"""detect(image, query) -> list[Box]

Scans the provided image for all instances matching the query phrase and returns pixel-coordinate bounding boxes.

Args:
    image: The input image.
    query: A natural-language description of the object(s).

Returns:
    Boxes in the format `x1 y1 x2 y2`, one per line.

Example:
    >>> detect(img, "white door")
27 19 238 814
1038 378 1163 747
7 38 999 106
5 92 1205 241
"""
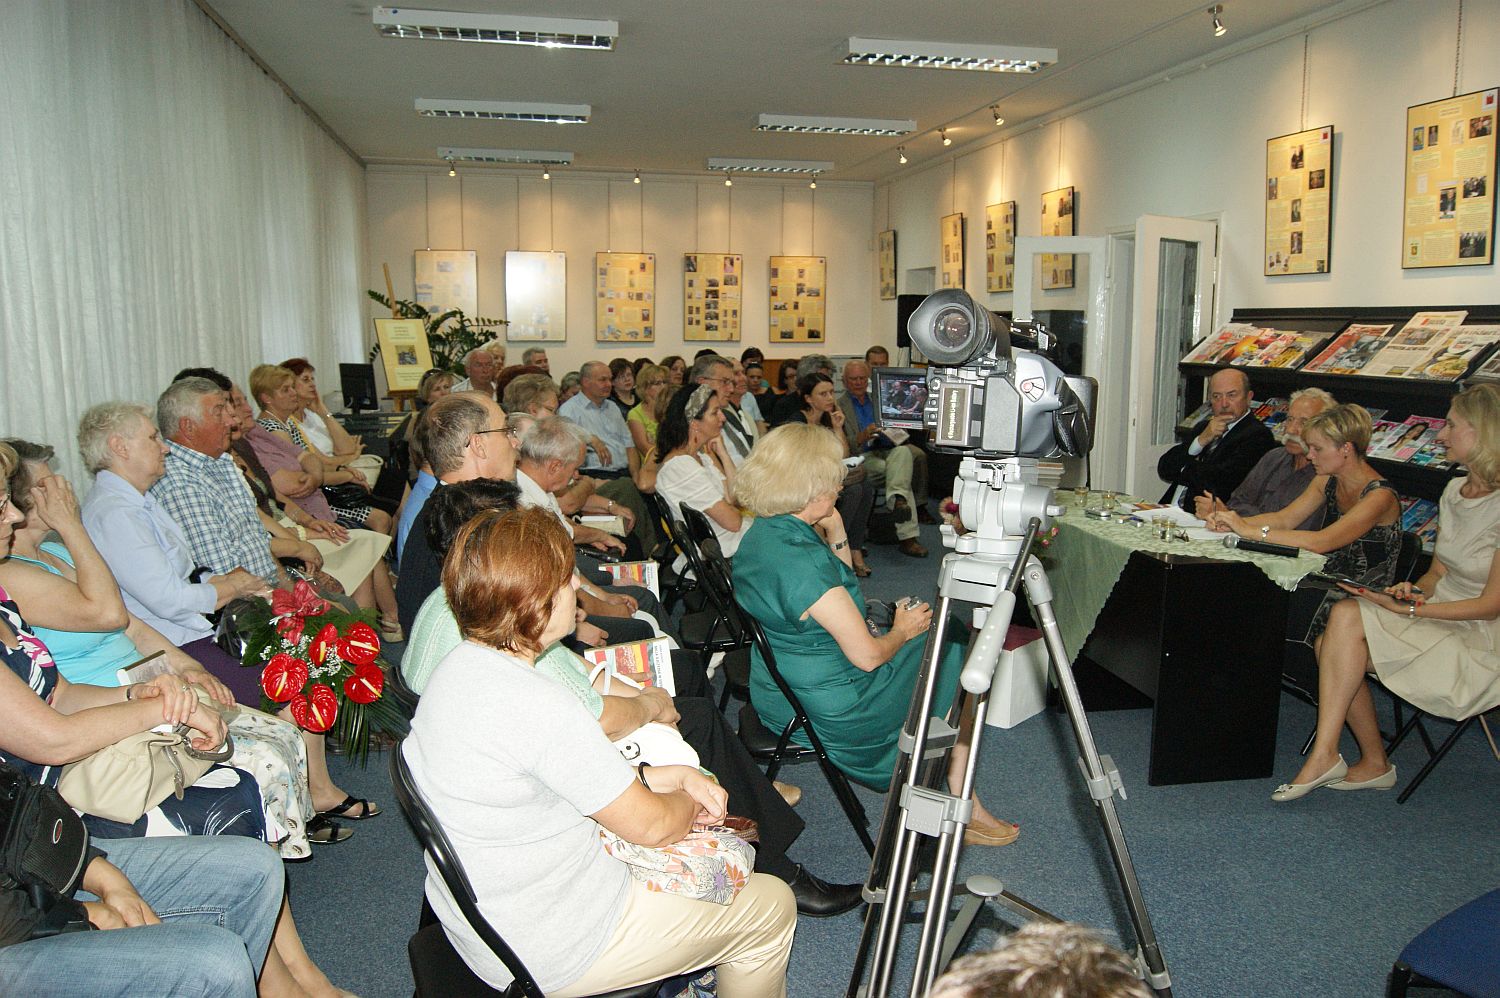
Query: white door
1123 216 1219 498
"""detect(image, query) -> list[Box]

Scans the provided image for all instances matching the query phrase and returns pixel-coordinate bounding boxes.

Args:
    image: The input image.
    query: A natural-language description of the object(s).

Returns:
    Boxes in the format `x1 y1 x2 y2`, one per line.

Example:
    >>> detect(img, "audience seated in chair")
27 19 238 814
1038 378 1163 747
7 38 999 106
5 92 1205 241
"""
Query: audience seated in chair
653 385 749 558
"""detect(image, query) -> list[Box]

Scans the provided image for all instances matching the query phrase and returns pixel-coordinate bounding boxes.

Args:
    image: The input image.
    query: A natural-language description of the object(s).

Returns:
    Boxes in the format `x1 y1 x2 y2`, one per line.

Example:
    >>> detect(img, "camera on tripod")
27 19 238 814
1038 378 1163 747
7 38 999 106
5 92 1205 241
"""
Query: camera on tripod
873 288 1097 460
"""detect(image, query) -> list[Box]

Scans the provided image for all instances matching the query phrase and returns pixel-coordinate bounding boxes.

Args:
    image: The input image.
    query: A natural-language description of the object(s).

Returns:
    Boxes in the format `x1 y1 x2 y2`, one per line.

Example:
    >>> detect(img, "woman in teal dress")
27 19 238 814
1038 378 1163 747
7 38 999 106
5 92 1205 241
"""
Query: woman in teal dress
732 423 1017 846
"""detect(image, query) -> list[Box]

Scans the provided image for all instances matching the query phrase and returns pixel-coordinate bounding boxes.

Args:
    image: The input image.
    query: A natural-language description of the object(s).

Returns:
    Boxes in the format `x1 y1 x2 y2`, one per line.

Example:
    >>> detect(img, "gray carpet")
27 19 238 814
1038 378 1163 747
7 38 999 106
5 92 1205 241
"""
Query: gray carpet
289 520 1500 996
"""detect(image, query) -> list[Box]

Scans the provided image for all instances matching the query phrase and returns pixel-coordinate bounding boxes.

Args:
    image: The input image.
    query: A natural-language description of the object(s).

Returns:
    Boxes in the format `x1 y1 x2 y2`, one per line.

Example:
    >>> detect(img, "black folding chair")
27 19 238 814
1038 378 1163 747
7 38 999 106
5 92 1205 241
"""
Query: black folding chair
1380 701 1500 803
675 510 753 710
638 490 699 614
389 746 665 998
671 505 751 661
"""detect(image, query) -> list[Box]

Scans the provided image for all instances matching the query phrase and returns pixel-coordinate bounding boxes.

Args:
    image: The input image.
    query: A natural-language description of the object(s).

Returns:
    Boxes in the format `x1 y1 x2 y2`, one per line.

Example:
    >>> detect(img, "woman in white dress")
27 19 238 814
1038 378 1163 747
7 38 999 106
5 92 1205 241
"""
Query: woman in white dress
1273 383 1500 801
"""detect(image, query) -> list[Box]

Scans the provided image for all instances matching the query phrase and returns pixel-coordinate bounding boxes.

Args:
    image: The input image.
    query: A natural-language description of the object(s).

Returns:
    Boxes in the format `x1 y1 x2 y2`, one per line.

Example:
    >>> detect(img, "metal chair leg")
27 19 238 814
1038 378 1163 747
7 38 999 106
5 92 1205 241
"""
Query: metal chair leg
1386 962 1413 998
1396 717 1476 804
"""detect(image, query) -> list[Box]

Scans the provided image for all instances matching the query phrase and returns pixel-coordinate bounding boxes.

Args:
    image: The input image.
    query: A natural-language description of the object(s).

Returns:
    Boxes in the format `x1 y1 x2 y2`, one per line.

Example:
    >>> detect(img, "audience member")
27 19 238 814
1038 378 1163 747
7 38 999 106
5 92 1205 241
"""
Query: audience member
837 359 931 558
1195 387 1335 530
625 363 671 471
520 346 550 373
767 354 834 428
659 354 687 387
558 371 583 403
501 372 561 416
608 358 637 417
278 357 384 488
560 362 637 480
774 361 800 398
744 361 770 400
1158 367 1276 511
865 345 890 368
451 345 499 397
514 416 636 558
390 367 454 486
655 386 749 557
797 372 874 577
928 922 1150 998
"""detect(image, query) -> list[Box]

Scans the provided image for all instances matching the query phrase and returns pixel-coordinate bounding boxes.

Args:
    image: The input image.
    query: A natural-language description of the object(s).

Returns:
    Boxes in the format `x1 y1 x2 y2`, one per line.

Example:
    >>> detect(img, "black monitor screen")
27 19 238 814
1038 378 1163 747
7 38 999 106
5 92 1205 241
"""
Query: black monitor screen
340 363 379 413
872 367 928 430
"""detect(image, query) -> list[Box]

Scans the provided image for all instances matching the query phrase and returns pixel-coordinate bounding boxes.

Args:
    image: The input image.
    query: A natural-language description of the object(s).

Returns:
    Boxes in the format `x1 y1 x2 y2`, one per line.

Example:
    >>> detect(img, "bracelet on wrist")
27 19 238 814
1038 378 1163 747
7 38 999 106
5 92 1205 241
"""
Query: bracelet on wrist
636 763 650 789
125 684 136 702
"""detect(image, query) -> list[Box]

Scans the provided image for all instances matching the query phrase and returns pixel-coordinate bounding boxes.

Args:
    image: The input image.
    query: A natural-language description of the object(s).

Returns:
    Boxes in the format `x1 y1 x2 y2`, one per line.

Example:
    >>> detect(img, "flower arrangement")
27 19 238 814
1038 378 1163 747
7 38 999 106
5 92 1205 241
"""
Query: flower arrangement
234 580 405 762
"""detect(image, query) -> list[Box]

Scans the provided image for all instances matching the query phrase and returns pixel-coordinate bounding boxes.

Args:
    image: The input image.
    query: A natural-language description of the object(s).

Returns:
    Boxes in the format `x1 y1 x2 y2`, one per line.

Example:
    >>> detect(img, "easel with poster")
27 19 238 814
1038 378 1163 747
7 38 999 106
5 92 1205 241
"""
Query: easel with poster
1265 125 1334 275
1402 88 1497 269
1040 187 1076 289
768 256 826 343
939 213 964 289
986 201 1016 292
595 252 656 343
373 318 434 394
684 253 742 341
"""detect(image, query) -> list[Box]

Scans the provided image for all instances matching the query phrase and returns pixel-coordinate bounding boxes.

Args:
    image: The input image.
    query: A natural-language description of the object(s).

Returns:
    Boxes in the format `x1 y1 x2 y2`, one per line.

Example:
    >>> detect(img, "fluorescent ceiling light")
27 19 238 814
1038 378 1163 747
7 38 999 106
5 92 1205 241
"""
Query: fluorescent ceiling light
756 114 916 136
415 99 591 123
437 146 574 165
707 158 834 175
844 36 1055 73
374 7 618 50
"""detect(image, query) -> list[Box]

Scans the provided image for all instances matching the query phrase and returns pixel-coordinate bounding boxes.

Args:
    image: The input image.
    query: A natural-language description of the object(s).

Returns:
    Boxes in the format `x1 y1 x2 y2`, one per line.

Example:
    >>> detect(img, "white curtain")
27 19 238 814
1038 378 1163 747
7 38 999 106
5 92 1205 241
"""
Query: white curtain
0 0 367 480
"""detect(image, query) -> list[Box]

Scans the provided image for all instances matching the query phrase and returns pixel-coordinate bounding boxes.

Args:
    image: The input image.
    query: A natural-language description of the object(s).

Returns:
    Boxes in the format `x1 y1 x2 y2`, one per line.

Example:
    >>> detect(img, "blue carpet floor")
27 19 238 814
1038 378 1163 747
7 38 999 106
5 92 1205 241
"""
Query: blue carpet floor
290 520 1500 996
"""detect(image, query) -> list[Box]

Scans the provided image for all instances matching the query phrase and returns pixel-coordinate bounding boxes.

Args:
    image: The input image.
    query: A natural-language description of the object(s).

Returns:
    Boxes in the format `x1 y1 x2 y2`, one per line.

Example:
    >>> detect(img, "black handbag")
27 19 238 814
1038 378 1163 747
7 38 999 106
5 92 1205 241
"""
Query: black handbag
0 763 94 946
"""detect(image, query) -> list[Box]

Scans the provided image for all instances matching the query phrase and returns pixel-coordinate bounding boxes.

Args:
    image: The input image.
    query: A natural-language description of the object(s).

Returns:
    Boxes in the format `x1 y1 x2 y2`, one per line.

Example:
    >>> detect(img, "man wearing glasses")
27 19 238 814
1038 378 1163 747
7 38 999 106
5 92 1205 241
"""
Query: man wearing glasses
1158 367 1277 512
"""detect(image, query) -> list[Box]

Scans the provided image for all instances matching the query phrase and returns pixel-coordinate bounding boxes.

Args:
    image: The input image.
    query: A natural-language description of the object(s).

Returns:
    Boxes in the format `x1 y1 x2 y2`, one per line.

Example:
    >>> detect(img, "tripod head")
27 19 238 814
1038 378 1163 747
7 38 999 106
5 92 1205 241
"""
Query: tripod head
942 456 1064 561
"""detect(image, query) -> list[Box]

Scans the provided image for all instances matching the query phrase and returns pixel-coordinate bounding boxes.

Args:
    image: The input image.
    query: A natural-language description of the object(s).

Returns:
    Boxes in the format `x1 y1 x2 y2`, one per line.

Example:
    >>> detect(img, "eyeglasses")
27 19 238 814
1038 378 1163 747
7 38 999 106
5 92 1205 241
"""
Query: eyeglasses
474 426 519 441
0 494 10 515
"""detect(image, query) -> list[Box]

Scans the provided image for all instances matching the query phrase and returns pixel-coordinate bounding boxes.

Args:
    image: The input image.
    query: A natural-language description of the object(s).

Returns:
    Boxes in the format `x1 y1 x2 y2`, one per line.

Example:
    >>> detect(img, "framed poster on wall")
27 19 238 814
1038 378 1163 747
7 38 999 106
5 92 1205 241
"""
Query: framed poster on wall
1402 88 1497 269
373 318 434 392
684 253 742 341
939 213 965 289
1265 125 1334 275
504 251 567 342
1040 187 1075 289
985 201 1016 292
878 230 897 300
768 256 826 343
413 250 477 318
595 252 656 342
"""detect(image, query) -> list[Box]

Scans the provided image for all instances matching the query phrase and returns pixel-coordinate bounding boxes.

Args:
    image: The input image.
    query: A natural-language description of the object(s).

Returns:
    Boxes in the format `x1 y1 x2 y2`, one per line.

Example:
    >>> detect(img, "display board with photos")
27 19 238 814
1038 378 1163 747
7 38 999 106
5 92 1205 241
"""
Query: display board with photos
768 256 826 343
504 251 567 342
414 250 478 317
939 213 964 289
986 201 1016 292
1402 88 1497 269
373 318 435 392
1265 125 1333 275
878 230 897 300
595 252 656 343
1040 187 1075 289
683 253 742 342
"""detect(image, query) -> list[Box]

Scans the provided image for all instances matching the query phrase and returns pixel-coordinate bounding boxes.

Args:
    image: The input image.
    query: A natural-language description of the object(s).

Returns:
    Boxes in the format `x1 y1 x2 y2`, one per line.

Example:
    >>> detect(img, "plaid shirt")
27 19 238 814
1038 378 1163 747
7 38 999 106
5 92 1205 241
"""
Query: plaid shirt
150 440 280 582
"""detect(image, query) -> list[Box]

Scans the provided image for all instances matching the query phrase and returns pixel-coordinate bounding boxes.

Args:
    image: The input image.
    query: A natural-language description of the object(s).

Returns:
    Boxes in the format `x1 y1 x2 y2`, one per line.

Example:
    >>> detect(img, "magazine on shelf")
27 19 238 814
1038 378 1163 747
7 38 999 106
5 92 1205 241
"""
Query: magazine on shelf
581 636 676 697
1367 420 1408 459
1260 331 1331 368
1408 434 1454 469
602 560 661 599
1225 329 1294 367
1474 342 1500 382
1386 416 1446 461
1407 325 1500 381
1400 498 1439 532
1361 311 1469 378
1177 400 1213 431
1182 323 1255 364
1302 323 1396 374
1413 510 1440 551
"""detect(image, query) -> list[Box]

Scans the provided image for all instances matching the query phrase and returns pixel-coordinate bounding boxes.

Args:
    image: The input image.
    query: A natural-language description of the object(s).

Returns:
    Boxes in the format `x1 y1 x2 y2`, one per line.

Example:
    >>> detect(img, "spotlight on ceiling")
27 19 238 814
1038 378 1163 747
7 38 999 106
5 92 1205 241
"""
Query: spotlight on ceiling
633 169 641 184
724 172 733 187
941 127 952 146
542 167 551 180
1209 4 1226 37
446 159 456 177
991 105 1005 126
809 174 819 189
898 146 908 165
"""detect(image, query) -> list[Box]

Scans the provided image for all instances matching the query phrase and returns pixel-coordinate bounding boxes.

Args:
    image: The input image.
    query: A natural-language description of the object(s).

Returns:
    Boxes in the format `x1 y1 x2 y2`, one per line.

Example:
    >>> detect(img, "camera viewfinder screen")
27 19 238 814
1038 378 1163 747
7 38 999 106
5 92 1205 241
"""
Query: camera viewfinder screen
872 367 929 430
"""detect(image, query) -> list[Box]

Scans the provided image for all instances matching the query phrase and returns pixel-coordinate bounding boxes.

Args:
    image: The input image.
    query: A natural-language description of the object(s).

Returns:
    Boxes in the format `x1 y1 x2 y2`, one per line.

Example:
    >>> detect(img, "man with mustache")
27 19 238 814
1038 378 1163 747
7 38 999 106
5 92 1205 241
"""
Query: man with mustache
1193 387 1335 530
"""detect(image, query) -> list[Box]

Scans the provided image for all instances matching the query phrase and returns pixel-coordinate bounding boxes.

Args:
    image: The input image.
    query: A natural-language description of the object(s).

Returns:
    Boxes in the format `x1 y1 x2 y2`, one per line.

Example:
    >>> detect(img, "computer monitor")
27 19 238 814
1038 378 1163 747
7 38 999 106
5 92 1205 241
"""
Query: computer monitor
340 363 379 413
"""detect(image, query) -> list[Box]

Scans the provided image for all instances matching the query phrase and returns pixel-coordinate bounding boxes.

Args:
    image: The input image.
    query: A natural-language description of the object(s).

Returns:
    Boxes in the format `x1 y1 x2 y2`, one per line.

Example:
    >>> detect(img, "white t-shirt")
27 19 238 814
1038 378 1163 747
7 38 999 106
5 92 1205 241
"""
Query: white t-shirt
515 467 574 536
293 411 334 454
656 452 748 557
405 641 634 992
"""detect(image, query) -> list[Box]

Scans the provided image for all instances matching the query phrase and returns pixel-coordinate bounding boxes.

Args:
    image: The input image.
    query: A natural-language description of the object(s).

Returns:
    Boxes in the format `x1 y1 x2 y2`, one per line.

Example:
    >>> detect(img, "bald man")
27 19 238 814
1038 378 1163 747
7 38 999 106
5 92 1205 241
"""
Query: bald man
1158 367 1277 511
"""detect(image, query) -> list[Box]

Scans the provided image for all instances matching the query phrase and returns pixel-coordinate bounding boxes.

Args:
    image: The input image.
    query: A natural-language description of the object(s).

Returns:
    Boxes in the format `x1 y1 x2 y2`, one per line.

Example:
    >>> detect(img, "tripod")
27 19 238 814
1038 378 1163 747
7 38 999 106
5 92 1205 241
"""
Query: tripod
846 457 1173 998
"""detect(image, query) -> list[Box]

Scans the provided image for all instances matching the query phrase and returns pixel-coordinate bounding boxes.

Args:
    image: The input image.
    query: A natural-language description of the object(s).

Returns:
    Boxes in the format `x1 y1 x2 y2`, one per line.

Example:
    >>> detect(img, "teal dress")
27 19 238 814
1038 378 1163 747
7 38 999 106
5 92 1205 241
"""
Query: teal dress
732 514 964 788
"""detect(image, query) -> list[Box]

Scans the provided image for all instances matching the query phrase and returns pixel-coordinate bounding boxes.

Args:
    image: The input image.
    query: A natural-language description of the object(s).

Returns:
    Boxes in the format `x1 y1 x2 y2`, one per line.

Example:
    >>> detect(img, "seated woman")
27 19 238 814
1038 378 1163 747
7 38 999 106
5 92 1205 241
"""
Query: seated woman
405 506 796 995
1272 385 1500 801
392 367 454 483
654 385 750 558
279 357 386 490
1206 404 1402 644
608 357 638 418
731 424 1017 847
661 354 687 389
626 363 671 481
796 373 874 577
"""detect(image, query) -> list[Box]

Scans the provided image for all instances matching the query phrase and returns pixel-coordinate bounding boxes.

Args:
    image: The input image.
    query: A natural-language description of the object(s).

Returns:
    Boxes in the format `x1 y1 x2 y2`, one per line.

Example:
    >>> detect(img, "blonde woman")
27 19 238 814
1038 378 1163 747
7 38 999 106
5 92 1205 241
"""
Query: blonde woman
626 364 671 477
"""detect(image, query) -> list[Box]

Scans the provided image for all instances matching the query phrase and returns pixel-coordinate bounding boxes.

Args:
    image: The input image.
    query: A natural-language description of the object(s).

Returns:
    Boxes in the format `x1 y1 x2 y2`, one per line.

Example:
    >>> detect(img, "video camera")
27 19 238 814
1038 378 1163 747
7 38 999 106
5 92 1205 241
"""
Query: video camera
873 289 1096 459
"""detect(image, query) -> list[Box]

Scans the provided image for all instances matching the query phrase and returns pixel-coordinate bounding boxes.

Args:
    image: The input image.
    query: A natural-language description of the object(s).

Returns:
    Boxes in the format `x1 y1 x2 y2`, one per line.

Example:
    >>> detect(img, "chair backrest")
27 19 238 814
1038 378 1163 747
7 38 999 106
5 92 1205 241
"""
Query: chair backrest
690 532 750 643
677 503 717 550
736 603 842 755
1394 530 1422 585
389 745 545 998
640 490 688 564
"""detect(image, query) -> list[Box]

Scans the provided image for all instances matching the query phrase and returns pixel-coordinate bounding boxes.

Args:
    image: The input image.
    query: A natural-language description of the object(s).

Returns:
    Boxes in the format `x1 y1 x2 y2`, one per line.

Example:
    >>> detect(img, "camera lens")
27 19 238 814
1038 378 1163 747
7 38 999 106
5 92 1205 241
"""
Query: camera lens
934 309 971 349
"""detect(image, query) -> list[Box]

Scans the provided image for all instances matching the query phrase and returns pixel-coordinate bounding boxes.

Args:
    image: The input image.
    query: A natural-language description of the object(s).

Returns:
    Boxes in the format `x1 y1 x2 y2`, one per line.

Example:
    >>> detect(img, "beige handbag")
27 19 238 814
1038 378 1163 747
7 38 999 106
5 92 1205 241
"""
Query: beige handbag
57 718 234 825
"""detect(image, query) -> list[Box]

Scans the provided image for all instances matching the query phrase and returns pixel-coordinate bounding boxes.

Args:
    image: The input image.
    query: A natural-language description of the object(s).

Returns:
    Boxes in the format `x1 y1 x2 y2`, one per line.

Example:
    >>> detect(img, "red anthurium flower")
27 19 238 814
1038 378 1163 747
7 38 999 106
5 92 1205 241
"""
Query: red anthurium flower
309 623 339 665
270 578 329 620
343 664 384 705
275 615 304 643
339 622 381 666
289 683 338 732
261 653 309 703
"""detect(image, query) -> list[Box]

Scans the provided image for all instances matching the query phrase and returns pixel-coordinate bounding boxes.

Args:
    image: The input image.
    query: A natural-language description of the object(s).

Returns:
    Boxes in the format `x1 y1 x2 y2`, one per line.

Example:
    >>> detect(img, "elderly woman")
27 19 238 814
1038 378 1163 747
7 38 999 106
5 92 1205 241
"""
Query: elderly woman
406 507 796 995
654 385 749 558
559 370 584 404
797 372 874 577
1272 385 1500 801
732 424 1017 846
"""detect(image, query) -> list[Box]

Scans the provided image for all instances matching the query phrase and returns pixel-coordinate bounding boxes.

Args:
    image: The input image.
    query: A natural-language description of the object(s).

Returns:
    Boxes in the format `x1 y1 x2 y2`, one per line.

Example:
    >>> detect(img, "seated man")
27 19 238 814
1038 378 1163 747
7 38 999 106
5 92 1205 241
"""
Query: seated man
557 361 655 555
511 414 641 560
836 359 932 558
1157 367 1276 512
1194 387 1334 531
450 344 499 397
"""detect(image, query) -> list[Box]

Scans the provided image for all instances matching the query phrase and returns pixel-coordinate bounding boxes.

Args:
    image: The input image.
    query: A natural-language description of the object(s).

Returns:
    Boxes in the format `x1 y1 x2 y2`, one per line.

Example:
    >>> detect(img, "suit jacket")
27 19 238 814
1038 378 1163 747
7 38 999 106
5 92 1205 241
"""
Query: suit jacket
1157 414 1277 510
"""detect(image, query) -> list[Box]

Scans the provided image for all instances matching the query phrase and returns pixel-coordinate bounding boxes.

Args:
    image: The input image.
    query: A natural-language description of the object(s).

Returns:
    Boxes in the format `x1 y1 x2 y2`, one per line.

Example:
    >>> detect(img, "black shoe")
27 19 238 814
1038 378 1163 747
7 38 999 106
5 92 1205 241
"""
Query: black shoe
916 505 939 525
891 496 913 522
787 865 864 918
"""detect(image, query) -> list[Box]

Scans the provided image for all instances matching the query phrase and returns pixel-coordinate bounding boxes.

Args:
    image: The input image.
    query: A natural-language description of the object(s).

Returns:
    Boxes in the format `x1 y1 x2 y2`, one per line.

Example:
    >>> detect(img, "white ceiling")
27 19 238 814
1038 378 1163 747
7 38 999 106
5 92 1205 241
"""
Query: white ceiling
204 0 1348 182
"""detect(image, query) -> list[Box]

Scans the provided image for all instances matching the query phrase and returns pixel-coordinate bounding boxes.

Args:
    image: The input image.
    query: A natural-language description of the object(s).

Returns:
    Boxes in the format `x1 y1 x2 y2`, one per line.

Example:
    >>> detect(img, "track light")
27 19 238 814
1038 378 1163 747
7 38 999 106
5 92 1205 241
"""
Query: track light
992 105 1005 126
941 128 951 147
633 169 641 184
724 172 733 187
1209 4 1226 37
542 167 551 180
446 158 456 177
897 146 908 165
809 174 818 189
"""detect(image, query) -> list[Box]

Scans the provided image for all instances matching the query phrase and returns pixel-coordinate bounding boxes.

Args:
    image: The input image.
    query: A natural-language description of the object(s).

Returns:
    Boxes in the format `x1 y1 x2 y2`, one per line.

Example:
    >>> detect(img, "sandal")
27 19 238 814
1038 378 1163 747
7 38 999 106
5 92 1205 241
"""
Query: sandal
307 815 353 844
721 815 760 843
318 795 382 821
853 563 873 578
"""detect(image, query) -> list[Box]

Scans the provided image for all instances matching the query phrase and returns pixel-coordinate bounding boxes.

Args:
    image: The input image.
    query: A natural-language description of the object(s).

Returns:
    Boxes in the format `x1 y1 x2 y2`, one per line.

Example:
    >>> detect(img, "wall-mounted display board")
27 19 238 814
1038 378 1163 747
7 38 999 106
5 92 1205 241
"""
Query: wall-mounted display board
413 250 477 317
1402 88 1496 269
1265 125 1334 275
595 252 655 343
504 251 567 342
373 318 434 392
878 230 897 300
768 256 826 343
684 253 742 342
939 213 965 289
1040 187 1075 289
985 201 1016 293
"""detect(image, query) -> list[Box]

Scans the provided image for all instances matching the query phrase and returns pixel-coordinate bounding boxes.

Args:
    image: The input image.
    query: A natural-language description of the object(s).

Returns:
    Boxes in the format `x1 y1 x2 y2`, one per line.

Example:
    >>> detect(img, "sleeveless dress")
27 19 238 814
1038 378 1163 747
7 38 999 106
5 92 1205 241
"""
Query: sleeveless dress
258 413 372 528
731 514 964 788
1360 477 1500 719
0 584 266 843
1292 477 1403 643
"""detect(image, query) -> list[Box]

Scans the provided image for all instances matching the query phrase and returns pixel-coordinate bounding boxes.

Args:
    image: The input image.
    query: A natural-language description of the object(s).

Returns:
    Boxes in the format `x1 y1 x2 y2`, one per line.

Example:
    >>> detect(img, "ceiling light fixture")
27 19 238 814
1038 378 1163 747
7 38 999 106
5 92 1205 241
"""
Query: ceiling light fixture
809 174 819 189
706 157 834 175
1209 4 1226 37
724 172 733 187
844 36 1056 74
633 169 641 184
446 158 456 177
755 114 916 136
940 127 952 146
542 167 551 180
373 7 618 50
414 99 591 123
436 146 574 165
992 105 1005 126
898 146 908 165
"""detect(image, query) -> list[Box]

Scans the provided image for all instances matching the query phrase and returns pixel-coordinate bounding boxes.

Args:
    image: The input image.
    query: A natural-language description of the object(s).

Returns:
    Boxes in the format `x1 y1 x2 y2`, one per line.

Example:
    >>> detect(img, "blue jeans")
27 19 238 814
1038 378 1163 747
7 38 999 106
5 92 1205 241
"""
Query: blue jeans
0 836 283 997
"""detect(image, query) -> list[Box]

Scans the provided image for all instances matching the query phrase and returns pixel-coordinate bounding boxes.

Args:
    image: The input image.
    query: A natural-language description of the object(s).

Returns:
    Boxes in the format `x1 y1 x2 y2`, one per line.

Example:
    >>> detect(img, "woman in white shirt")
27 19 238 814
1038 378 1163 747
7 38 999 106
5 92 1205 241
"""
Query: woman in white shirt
654 386 749 557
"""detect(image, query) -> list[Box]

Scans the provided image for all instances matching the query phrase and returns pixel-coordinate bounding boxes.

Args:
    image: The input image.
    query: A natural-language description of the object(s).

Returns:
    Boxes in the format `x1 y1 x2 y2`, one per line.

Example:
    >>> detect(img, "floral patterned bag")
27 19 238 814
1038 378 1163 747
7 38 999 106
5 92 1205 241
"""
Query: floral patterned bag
598 823 755 905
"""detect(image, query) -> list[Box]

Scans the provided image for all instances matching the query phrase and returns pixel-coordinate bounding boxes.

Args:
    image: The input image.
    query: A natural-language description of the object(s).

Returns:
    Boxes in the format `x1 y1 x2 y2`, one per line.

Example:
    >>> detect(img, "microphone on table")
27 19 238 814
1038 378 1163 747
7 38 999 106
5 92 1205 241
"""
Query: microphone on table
1222 534 1301 558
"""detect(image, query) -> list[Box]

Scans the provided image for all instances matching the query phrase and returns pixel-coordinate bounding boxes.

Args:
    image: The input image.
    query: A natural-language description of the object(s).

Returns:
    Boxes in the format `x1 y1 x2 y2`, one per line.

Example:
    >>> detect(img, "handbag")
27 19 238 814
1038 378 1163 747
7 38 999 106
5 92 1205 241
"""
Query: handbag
0 762 94 946
599 824 755 905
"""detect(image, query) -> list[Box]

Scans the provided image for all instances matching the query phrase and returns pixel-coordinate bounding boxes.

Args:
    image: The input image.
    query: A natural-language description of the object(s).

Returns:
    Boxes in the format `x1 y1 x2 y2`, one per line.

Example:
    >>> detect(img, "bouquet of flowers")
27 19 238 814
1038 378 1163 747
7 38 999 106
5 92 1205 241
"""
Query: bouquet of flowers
233 580 405 762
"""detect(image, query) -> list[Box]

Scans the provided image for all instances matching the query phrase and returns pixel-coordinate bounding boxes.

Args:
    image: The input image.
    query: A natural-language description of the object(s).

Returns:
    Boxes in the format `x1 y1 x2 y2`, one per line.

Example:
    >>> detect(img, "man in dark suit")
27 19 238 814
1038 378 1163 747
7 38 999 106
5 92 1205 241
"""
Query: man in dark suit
1158 367 1276 511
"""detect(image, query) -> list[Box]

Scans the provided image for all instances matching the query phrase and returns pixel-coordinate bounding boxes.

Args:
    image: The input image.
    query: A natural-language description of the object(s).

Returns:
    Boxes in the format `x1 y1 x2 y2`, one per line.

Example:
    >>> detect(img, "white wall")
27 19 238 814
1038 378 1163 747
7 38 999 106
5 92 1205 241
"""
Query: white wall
874 0 1500 333
366 169 875 377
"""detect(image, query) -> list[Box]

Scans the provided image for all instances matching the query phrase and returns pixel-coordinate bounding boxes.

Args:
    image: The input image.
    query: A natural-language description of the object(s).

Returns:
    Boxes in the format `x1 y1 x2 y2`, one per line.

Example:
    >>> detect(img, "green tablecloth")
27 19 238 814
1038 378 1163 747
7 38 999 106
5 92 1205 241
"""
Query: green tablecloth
1044 503 1325 663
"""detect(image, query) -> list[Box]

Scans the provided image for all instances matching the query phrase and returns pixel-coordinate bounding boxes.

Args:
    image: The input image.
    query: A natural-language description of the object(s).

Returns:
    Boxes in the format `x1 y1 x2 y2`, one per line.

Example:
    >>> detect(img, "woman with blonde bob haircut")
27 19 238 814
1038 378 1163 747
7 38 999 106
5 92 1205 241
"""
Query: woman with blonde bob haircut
731 425 1018 847
1271 383 1500 802
406 506 796 997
